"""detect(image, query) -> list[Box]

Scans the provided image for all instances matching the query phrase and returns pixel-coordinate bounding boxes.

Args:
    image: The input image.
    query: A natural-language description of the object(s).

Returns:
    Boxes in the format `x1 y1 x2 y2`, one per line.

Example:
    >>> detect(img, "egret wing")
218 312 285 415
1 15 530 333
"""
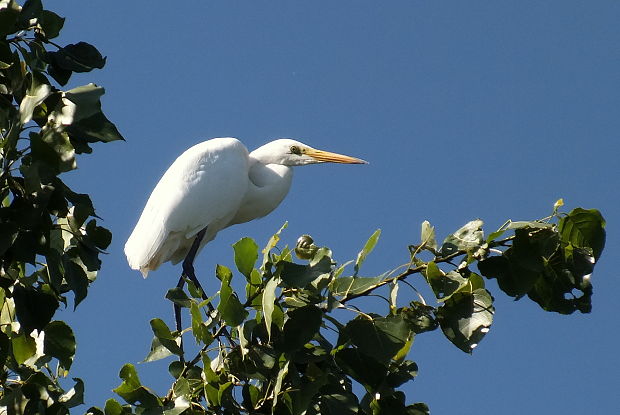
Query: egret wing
125 137 250 276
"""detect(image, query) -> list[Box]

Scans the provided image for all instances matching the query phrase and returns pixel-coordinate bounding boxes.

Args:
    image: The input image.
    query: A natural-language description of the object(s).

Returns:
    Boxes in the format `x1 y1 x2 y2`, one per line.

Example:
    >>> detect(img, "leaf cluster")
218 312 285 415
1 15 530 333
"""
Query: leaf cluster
0 0 122 412
98 202 605 414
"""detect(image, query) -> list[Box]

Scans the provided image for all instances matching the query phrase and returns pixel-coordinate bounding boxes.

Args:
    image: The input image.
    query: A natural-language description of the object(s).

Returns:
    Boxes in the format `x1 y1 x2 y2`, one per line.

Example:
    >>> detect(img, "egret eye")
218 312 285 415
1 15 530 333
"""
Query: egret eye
289 145 302 155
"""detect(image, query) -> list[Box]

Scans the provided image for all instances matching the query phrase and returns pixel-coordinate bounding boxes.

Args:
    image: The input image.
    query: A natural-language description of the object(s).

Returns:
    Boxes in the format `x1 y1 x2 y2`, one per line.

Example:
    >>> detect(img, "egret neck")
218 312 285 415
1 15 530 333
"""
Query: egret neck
228 158 293 226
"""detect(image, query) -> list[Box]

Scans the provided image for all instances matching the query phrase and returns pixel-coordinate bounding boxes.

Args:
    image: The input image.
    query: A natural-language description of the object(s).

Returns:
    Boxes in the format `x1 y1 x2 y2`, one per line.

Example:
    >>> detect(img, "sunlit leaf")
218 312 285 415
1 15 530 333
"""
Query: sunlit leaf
11 332 36 365
420 220 437 251
217 272 248 327
329 275 382 297
142 336 174 363
103 399 125 415
354 229 381 275
261 222 287 267
149 318 182 355
558 208 606 260
262 276 278 340
425 262 468 302
113 363 162 408
19 76 51 124
58 378 84 408
190 301 213 346
233 237 258 278
441 219 484 255
272 360 289 410
165 287 191 308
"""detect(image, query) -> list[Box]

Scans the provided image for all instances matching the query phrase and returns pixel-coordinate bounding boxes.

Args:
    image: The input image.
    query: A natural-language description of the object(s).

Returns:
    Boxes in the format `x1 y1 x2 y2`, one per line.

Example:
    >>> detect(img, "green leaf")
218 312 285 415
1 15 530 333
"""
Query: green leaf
425 262 469 301
480 224 598 314
217 273 248 327
408 402 431 415
330 275 383 297
437 288 494 353
441 219 484 255
17 0 42 27
190 301 213 345
37 10 65 39
47 42 106 73
280 256 332 288
233 237 258 278
165 287 191 308
346 314 411 363
13 285 58 333
420 220 437 250
386 360 418 388
478 255 537 298
44 320 76 370
335 348 387 391
142 336 174 363
0 331 9 368
103 398 126 415
149 318 182 355
559 208 606 260
261 221 287 267
85 219 112 250
354 229 381 275
272 360 289 410
478 227 558 297
486 229 506 243
246 268 262 303
506 221 553 230
262 276 278 340
11 332 36 365
58 378 84 408
113 363 162 408
19 76 51 125
402 302 439 334
0 222 19 256
30 129 76 173
63 258 89 308
57 84 124 143
279 304 322 352
0 1 20 37
320 393 360 415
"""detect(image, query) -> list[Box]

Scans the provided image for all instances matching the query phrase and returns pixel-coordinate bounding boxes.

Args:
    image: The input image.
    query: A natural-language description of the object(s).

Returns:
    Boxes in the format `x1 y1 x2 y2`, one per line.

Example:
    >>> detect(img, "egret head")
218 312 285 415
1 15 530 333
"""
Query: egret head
251 139 367 166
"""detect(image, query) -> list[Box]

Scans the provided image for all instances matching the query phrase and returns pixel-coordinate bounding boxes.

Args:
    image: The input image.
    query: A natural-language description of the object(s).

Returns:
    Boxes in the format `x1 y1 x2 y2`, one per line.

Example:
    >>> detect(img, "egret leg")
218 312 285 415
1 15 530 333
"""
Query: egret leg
182 228 208 297
174 275 186 361
174 228 207 361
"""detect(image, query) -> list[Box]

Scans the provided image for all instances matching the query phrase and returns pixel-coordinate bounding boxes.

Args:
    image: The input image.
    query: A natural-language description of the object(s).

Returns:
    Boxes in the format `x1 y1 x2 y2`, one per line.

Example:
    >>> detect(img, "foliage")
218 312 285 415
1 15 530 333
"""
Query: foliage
0 2 609 414
94 201 605 414
0 0 122 412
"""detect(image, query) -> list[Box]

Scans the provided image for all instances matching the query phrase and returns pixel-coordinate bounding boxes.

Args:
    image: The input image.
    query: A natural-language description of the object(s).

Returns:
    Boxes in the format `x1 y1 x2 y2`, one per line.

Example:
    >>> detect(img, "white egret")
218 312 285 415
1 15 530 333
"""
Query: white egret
124 137 366 281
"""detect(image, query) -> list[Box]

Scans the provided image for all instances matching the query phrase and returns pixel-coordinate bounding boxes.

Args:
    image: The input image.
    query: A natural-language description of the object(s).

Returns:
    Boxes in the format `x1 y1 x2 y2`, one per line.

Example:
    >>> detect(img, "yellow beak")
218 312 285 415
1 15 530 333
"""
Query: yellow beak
305 148 368 164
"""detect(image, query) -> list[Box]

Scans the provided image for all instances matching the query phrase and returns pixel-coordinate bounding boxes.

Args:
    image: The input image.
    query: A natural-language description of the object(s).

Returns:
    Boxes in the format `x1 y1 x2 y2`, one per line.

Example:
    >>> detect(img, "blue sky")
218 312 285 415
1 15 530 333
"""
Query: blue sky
52 1 619 413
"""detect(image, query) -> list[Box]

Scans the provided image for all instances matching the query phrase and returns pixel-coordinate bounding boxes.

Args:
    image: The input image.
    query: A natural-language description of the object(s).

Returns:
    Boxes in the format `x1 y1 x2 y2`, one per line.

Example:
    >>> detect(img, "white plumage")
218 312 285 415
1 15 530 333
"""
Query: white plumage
124 137 366 277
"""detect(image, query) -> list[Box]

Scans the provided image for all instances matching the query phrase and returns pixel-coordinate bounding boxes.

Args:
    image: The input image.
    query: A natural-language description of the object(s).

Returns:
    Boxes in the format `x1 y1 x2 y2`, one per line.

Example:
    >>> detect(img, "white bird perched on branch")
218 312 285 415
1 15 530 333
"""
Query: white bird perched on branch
124 137 366 281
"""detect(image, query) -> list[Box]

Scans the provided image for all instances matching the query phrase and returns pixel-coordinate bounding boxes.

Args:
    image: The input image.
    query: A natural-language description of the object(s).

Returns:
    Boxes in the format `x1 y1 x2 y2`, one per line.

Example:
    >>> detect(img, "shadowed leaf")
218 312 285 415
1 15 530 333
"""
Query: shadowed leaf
346 314 410 363
437 288 494 353
44 320 75 370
